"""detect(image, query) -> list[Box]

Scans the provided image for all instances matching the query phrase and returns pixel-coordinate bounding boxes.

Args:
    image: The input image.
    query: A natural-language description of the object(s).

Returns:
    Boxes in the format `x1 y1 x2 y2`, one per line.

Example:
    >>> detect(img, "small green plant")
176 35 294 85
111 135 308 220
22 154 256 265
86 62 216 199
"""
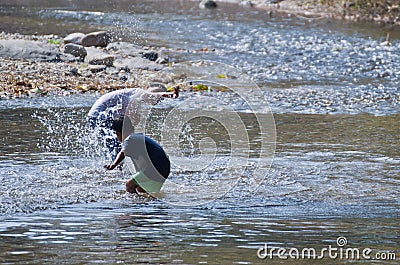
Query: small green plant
216 73 227 78
193 84 209 91
47 39 61 45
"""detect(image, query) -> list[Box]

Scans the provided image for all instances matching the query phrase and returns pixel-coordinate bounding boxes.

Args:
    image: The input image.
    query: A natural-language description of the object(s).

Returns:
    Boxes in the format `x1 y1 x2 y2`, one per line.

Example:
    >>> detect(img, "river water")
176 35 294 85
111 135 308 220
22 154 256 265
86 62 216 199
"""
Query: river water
0 0 399 264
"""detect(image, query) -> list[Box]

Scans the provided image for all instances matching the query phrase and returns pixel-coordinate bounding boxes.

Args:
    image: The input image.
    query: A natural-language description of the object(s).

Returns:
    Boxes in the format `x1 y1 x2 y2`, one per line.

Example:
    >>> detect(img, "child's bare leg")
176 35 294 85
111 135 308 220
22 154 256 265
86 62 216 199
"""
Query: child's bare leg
126 179 147 194
126 179 138 193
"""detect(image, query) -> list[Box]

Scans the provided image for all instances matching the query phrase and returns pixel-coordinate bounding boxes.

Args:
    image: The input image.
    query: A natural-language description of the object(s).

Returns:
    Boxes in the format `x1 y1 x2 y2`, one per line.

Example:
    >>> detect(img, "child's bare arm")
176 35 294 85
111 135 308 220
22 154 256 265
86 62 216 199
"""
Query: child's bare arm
104 151 125 170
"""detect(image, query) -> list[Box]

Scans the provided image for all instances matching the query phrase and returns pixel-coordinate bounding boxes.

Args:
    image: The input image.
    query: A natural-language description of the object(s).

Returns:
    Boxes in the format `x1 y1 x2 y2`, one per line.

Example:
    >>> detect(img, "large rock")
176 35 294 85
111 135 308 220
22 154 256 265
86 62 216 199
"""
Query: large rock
107 42 144 57
0 39 60 62
81 31 112 47
114 57 164 71
107 42 160 62
64 32 85 45
85 47 114 66
63 43 87 59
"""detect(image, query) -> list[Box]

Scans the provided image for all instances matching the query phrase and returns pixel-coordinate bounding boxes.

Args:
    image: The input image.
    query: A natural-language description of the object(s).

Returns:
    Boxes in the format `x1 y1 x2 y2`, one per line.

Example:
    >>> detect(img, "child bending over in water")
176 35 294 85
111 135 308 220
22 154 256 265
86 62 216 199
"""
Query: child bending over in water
87 84 179 159
104 117 170 195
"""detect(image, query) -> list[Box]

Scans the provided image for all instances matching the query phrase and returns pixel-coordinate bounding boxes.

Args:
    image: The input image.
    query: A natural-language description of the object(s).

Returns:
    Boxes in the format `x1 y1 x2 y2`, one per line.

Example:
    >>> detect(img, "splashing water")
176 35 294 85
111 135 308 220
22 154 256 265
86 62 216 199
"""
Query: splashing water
33 107 111 161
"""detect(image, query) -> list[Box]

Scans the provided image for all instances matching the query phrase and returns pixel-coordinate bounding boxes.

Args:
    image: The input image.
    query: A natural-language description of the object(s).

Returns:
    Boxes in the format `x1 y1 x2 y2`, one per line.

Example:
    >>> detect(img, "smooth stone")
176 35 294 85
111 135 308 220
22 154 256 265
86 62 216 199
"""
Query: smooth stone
85 47 114 66
64 33 85 45
0 39 60 62
114 57 164 71
199 0 218 9
89 65 107 73
64 43 87 59
81 31 111 47
142 51 158 61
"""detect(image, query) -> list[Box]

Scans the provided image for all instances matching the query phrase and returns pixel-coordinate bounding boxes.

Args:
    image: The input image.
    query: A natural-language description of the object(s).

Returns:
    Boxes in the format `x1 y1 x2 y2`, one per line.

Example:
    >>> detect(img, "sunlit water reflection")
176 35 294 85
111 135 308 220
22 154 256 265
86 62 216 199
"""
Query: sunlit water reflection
1 94 398 264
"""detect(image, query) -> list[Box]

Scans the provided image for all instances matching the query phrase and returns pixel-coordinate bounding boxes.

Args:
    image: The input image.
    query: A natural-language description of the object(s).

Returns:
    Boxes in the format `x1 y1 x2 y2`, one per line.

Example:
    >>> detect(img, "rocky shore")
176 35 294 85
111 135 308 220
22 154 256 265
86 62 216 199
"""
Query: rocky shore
0 32 184 99
1 0 398 99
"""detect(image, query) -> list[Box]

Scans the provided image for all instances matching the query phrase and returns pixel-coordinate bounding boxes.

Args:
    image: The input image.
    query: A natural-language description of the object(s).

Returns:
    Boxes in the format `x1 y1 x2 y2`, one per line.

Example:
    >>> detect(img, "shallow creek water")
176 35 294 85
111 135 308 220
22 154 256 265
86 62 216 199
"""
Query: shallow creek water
0 0 399 264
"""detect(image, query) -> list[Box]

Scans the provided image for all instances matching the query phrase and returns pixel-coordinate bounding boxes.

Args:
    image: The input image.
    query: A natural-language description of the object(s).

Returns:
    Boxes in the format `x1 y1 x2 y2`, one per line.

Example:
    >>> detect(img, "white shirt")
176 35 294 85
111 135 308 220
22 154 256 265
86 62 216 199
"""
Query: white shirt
87 88 162 127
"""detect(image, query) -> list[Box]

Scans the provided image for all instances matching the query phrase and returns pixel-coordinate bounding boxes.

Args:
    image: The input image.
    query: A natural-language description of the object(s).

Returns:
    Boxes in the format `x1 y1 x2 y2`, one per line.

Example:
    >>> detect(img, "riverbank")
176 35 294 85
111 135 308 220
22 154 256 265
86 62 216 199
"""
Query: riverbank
0 32 186 99
228 0 399 25
1 0 399 99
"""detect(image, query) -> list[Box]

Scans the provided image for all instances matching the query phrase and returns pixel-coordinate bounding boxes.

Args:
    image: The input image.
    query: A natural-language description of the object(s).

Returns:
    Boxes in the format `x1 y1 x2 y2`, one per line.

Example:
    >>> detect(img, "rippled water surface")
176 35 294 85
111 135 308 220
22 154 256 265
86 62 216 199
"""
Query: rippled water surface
1 0 399 264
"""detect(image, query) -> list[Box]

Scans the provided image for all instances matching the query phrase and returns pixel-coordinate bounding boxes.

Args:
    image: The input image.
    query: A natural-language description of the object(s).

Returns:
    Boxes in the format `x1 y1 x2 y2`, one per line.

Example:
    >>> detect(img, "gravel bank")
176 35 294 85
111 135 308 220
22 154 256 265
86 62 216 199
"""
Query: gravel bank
1 0 398 99
0 33 184 99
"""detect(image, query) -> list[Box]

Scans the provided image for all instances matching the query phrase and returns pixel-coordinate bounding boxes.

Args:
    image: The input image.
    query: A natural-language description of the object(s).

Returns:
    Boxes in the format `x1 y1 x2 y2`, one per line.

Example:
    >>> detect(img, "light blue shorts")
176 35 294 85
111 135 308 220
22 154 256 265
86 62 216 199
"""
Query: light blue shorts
131 171 164 193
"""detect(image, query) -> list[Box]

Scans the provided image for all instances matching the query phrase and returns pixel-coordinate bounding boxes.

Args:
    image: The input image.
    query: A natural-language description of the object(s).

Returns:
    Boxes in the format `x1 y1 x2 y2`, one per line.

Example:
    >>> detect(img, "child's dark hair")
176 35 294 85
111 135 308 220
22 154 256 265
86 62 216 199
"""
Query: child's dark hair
112 117 134 134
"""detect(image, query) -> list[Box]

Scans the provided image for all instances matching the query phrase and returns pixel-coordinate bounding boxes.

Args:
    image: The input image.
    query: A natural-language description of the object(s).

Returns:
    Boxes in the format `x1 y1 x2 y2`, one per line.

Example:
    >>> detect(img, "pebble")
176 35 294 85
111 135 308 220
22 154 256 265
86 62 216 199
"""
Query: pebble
89 65 107 73
142 51 159 61
199 0 218 9
155 57 169 64
239 1 255 7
